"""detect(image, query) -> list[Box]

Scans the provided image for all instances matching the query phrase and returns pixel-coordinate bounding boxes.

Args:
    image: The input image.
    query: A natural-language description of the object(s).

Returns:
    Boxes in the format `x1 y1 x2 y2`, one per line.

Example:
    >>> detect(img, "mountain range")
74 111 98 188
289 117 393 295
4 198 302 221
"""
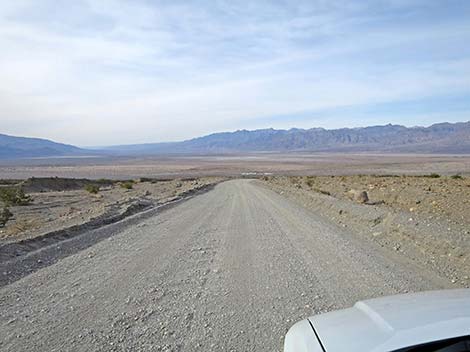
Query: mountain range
1 121 470 159
102 121 470 155
0 133 83 159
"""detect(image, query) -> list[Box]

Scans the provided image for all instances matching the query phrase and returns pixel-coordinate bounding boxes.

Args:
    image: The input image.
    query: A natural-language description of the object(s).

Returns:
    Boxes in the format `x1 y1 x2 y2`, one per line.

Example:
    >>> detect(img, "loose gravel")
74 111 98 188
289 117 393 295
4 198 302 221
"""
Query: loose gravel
0 180 452 351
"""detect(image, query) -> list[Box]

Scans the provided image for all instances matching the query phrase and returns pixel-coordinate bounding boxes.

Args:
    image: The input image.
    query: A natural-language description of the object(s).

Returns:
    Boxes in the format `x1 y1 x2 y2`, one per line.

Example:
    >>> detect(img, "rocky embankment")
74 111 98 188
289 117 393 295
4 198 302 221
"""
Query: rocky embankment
261 175 470 288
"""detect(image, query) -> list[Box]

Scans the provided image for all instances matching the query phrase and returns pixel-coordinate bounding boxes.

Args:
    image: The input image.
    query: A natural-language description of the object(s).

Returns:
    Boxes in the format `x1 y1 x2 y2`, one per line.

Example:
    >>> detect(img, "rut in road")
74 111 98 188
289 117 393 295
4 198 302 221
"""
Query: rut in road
0 180 451 352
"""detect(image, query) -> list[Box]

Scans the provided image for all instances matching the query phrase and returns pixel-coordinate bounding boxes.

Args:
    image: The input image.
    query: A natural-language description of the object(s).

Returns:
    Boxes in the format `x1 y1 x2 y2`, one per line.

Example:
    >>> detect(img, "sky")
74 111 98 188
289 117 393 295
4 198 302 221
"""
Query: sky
1 0 470 146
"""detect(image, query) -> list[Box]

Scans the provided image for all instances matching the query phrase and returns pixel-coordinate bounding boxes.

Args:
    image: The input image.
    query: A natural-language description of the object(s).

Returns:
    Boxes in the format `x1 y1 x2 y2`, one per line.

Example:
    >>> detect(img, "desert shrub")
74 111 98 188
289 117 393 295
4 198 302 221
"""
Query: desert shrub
0 207 12 227
426 173 441 178
451 174 463 179
120 181 134 190
306 177 315 187
262 176 269 181
95 178 113 185
85 184 100 194
139 177 159 183
0 187 32 206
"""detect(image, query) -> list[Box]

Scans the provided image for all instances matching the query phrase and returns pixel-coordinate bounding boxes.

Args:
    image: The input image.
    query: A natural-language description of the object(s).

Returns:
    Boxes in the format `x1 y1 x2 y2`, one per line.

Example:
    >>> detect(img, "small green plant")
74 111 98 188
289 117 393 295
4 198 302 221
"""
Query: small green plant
451 174 463 180
0 187 32 206
84 184 100 194
0 207 12 227
120 181 134 190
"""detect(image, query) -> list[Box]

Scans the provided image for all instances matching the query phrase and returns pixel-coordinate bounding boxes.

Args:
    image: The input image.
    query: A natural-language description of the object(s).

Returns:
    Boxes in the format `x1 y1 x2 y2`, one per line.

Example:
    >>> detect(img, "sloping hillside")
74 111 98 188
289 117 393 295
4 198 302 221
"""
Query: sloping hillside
0 133 84 159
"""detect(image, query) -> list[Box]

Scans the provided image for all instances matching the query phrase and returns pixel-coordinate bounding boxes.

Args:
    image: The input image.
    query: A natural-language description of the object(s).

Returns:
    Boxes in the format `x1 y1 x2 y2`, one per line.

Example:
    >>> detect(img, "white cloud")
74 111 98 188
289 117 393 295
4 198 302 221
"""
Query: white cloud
0 0 469 145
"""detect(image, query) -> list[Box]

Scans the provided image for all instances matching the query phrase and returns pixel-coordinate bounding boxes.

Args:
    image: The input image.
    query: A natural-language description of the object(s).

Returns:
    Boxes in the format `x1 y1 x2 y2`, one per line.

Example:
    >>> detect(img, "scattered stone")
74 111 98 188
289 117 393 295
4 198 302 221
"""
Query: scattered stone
347 189 369 203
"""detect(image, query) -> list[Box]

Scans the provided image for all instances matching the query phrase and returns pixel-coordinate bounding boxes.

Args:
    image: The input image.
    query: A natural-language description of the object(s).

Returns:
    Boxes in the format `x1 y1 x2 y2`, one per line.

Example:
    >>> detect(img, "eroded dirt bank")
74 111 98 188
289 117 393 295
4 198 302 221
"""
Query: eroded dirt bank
261 175 470 288
0 177 225 244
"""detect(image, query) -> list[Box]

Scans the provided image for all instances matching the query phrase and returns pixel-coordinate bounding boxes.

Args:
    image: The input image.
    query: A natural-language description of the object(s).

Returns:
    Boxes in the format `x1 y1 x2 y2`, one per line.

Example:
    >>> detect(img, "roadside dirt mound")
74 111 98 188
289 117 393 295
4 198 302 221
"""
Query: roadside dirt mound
262 175 470 288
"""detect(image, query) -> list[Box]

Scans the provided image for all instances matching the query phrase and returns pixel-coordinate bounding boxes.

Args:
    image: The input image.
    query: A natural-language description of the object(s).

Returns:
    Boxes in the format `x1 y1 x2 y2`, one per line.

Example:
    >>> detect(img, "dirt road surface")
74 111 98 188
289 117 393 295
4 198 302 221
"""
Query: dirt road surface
0 180 452 351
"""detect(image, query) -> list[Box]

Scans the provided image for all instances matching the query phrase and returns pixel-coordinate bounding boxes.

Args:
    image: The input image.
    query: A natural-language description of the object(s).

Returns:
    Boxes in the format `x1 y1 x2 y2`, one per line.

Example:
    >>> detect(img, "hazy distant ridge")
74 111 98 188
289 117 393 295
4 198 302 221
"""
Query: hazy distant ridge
2 121 470 158
0 133 83 159
105 121 470 154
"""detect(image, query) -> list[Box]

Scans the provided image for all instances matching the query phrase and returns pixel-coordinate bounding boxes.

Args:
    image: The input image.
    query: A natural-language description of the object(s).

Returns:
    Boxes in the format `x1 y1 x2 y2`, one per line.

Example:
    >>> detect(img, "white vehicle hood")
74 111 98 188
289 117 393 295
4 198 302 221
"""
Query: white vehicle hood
308 289 470 352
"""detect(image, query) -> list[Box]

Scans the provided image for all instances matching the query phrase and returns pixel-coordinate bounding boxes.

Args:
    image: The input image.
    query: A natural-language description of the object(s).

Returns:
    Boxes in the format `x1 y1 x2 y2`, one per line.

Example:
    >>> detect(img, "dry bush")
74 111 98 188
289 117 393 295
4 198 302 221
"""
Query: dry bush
120 181 134 190
85 184 100 194
426 173 441 178
0 187 32 206
0 207 12 227
306 177 315 187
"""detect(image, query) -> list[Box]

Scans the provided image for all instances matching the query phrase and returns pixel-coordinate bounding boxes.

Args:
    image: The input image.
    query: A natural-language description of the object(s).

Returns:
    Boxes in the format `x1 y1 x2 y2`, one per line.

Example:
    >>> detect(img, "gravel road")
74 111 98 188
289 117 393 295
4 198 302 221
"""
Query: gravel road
0 180 452 352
